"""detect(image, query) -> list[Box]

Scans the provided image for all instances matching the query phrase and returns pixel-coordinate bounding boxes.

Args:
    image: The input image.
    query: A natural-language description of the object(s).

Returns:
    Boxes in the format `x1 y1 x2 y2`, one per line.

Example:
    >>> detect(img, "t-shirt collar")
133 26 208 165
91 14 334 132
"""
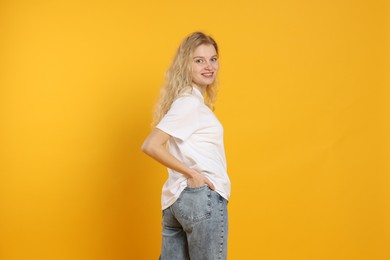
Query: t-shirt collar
192 87 205 102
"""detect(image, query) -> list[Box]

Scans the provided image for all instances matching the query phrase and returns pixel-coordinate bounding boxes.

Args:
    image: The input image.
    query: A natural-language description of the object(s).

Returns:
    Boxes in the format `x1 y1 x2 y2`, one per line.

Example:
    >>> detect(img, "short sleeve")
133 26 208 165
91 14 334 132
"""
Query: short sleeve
156 96 200 141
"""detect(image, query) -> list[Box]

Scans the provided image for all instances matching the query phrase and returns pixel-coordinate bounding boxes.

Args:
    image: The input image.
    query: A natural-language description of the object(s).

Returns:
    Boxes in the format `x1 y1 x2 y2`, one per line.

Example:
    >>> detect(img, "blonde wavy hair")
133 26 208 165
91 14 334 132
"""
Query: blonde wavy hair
152 32 219 127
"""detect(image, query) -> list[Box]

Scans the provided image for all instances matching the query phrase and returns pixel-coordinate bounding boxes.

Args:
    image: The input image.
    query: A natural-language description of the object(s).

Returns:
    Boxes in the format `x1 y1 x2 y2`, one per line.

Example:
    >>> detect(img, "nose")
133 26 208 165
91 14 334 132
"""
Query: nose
205 61 213 70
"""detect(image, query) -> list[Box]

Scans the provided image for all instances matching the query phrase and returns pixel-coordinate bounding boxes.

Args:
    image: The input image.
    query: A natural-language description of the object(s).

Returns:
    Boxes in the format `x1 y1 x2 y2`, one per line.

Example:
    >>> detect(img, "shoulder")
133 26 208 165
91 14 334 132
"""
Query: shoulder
164 95 201 118
172 94 201 109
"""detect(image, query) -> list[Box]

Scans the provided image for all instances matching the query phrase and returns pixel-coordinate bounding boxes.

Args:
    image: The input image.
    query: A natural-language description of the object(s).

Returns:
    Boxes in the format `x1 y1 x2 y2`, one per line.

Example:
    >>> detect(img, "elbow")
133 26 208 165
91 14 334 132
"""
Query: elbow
141 140 154 156
141 141 149 154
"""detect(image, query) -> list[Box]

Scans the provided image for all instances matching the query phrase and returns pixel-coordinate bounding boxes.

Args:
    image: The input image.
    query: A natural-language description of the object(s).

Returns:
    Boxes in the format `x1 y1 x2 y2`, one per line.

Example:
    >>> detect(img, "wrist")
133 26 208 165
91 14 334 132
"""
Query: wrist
186 168 199 178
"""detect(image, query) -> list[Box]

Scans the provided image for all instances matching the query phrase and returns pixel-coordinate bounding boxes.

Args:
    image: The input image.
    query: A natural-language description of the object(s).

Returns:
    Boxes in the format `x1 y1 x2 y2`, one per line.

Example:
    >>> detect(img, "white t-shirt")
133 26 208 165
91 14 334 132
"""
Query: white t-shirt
156 87 231 210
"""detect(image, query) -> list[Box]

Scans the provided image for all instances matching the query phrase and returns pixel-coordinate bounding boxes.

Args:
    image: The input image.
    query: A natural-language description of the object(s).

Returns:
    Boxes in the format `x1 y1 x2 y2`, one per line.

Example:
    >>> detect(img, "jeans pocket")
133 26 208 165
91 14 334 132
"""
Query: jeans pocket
174 186 212 222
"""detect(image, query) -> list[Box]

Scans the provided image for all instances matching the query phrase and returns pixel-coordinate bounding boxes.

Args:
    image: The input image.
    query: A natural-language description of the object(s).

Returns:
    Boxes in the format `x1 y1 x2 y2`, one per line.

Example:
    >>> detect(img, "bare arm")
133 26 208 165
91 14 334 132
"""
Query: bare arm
141 128 215 190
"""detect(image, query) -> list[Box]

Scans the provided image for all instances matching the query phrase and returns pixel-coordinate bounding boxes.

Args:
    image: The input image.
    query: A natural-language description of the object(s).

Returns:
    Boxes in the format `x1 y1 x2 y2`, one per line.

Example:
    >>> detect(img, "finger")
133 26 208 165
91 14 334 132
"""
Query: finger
206 180 216 190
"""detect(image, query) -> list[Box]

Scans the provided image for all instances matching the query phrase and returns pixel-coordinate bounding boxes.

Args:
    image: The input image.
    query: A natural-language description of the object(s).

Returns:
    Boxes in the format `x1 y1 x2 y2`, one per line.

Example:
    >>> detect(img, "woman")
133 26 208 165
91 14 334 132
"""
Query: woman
142 32 231 260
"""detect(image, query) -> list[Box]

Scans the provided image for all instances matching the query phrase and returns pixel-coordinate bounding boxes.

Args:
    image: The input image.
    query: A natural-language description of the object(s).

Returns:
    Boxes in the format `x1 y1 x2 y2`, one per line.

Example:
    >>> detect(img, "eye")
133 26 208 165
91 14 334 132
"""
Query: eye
211 57 218 62
195 59 204 64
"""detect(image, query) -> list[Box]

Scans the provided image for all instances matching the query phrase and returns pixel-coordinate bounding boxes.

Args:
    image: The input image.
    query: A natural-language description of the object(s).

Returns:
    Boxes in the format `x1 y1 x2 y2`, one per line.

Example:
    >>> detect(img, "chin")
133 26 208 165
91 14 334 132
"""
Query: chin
204 79 216 86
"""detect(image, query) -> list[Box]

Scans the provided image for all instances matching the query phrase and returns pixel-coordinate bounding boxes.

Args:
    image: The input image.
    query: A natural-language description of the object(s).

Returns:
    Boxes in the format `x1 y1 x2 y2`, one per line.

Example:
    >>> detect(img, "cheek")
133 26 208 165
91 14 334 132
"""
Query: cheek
192 65 202 75
191 66 197 75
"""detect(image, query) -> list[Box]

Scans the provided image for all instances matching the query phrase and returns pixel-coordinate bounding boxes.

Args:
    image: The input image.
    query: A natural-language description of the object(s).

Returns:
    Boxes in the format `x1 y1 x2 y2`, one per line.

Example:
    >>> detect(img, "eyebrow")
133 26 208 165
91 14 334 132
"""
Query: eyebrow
193 55 218 59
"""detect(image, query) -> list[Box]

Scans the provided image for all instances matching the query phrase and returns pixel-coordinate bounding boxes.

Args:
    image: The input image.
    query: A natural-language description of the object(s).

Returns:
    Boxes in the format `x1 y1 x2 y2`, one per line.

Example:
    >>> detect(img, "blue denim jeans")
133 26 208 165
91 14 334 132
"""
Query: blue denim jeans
160 185 228 260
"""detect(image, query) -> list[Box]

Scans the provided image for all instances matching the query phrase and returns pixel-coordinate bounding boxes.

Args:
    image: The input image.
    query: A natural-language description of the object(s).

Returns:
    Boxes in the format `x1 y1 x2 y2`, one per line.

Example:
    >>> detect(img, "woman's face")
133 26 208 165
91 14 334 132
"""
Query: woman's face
191 44 219 89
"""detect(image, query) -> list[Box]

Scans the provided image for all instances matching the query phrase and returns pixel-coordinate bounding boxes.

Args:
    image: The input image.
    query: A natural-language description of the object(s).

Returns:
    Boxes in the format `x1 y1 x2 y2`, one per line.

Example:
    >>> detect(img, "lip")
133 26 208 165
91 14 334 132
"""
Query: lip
201 72 214 77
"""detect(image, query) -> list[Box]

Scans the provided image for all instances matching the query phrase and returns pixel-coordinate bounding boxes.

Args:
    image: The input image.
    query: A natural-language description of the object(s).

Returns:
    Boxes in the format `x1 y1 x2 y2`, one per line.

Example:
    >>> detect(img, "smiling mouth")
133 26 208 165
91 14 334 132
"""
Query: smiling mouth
201 72 214 77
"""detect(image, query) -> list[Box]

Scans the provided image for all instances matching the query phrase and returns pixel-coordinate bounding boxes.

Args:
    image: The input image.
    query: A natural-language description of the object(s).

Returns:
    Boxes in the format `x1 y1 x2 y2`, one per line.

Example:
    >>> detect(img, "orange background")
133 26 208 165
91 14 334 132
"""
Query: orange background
0 0 389 259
